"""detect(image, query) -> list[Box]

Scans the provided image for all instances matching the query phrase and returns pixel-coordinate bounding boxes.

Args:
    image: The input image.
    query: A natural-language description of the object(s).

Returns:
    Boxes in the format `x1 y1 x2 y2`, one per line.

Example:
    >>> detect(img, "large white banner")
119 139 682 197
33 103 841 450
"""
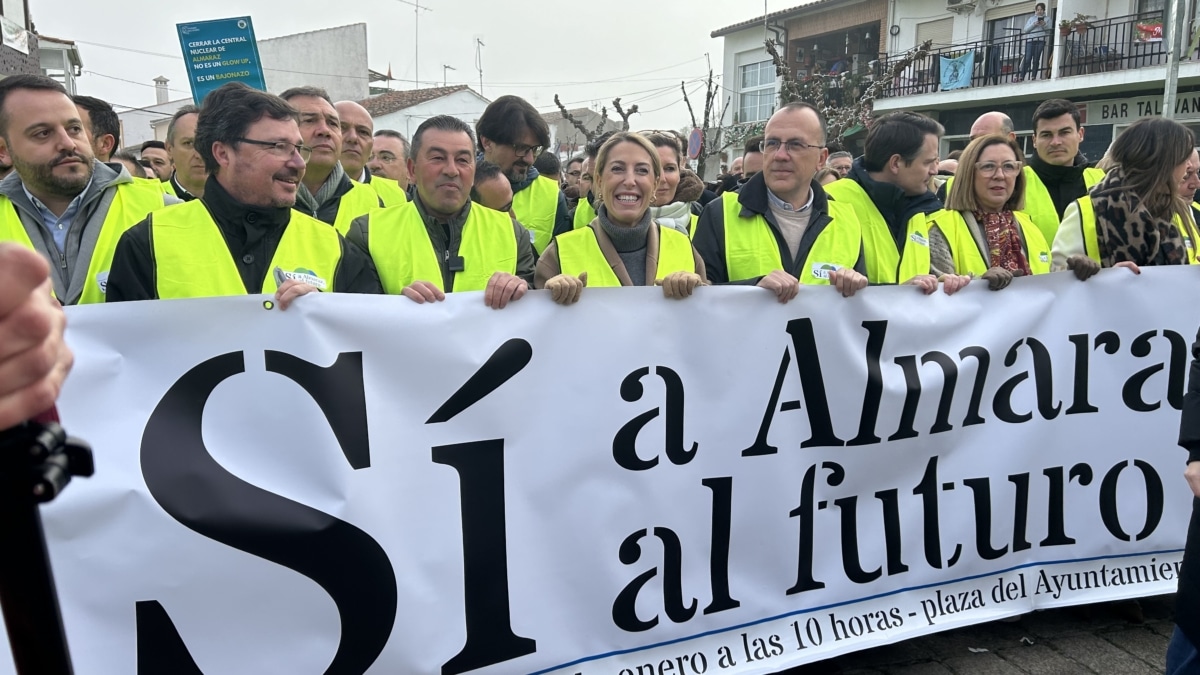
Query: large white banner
4 268 1196 674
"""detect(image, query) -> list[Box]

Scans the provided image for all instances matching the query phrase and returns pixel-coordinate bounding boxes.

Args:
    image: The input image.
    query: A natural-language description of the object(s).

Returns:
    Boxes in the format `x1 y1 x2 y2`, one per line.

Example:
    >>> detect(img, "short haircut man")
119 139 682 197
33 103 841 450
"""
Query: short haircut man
107 82 383 302
0 74 171 303
73 95 120 162
369 129 410 184
334 100 374 180
826 150 853 177
472 159 515 213
969 111 1016 141
861 112 945 173
476 95 568 254
113 150 147 179
1026 98 1102 244
345 113 535 308
165 104 206 200
564 156 584 187
742 135 765 178
140 140 171 181
533 151 561 184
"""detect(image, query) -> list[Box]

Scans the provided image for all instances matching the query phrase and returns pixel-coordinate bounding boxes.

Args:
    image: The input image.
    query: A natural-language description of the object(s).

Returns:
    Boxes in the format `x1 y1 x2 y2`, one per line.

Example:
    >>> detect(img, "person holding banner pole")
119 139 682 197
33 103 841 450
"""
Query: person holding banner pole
534 132 706 304
1172 334 1200 674
104 82 383 305
927 134 1050 289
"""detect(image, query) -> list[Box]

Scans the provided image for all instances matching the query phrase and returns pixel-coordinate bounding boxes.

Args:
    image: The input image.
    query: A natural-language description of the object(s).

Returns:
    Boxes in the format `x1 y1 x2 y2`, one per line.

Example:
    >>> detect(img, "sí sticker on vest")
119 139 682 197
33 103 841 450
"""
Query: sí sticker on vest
811 262 843 280
910 231 929 247
96 270 109 294
1039 252 1050 263
279 268 328 291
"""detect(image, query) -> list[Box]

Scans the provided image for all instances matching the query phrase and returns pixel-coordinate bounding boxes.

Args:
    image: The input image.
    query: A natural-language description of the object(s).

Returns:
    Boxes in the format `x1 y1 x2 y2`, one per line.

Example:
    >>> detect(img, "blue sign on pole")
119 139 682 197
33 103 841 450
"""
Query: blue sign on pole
176 17 267 103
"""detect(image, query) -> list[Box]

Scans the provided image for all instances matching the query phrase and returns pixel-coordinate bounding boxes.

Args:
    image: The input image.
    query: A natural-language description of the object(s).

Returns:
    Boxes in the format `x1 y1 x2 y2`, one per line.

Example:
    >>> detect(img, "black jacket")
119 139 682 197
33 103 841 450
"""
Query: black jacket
1176 328 1200 648
106 176 382 301
692 171 866 284
1027 153 1092 219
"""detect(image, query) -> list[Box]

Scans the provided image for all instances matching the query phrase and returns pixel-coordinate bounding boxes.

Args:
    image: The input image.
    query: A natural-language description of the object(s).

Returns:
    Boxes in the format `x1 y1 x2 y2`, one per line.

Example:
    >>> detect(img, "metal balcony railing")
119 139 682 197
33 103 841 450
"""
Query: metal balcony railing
873 10 1169 99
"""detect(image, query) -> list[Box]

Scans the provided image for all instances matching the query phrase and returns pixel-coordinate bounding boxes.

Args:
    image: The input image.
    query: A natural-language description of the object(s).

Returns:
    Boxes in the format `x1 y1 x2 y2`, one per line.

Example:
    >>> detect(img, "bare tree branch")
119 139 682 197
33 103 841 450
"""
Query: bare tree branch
553 94 595 142
612 97 640 131
681 80 698 129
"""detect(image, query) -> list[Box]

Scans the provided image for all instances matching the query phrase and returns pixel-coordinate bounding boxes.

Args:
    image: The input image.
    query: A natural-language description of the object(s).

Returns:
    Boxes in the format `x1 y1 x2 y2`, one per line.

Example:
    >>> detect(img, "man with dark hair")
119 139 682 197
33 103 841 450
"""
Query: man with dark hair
368 129 410 188
476 94 569 254
72 95 120 162
694 101 867 301
347 114 533 308
824 110 944 286
164 104 206 201
570 131 615 230
279 86 380 234
533 151 561 185
741 135 765 180
139 140 171 181
106 82 382 302
564 156 583 189
1025 98 1104 244
471 159 514 214
0 75 173 304
113 150 148 179
334 101 405 207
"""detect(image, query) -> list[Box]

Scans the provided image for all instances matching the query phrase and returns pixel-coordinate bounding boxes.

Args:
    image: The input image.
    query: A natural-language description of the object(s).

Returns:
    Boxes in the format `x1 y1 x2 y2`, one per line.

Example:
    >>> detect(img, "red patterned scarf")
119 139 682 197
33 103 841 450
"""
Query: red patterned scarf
974 210 1031 275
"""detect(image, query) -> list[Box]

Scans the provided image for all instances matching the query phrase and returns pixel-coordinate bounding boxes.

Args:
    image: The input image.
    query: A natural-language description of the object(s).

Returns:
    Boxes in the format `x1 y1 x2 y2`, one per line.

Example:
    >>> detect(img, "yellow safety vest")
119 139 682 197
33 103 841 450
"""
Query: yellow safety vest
928 209 1050 276
151 200 343 298
573 196 596 230
368 202 517 294
1023 165 1105 246
134 176 174 195
688 213 699 239
512 175 560 254
556 224 694 286
720 192 862 284
824 178 929 284
1074 196 1198 265
365 176 408 208
331 181 383 235
0 182 168 304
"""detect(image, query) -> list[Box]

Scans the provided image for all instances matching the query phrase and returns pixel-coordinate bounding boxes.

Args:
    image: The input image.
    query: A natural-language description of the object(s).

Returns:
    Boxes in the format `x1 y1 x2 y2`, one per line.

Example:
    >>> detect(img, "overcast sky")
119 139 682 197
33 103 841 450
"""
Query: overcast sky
34 0 779 132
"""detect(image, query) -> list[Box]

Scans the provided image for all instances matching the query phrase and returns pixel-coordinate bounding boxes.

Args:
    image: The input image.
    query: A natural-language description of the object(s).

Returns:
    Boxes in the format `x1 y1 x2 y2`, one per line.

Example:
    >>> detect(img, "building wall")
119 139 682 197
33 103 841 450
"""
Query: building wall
0 31 36 76
719 27 775 128
548 111 622 155
258 24 369 102
117 99 190 151
372 90 490 141
784 0 889 53
887 0 1136 52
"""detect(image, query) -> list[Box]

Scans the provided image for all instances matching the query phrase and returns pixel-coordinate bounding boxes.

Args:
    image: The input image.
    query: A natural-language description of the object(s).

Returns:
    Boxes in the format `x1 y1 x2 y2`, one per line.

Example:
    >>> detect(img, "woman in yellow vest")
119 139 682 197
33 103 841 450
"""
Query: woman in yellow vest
927 134 1051 291
1054 117 1197 279
535 132 706 304
642 131 703 238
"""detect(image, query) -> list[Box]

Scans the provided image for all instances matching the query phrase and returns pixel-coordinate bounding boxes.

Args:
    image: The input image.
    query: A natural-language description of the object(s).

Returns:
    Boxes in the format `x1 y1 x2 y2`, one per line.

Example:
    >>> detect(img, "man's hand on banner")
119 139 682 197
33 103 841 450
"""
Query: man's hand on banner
484 272 528 309
906 274 939 295
274 279 321 310
756 269 800 303
657 271 703 299
940 273 973 295
401 280 447 304
545 272 587 305
0 244 72 430
828 268 868 298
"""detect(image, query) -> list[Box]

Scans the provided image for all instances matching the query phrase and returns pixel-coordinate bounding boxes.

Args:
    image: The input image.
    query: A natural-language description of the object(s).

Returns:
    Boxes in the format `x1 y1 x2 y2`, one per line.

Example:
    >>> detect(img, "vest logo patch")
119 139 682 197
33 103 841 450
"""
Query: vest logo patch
96 270 109 295
279 268 328 290
1039 252 1050 263
910 231 929 247
811 262 843 280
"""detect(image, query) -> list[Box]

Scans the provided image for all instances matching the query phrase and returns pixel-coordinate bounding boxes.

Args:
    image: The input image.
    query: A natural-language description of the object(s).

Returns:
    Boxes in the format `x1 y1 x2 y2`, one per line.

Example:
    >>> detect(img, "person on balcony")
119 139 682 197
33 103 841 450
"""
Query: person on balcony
1025 99 1105 245
1017 3 1051 81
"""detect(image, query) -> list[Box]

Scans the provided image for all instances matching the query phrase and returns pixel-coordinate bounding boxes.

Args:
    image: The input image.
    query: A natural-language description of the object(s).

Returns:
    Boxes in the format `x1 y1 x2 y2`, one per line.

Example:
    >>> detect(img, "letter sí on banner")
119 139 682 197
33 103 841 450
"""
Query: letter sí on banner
12 271 1194 674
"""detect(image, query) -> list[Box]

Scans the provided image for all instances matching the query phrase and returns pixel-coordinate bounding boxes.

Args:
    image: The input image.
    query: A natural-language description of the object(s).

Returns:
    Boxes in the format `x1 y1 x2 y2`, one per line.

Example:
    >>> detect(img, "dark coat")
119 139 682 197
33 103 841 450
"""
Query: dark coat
1175 327 1200 647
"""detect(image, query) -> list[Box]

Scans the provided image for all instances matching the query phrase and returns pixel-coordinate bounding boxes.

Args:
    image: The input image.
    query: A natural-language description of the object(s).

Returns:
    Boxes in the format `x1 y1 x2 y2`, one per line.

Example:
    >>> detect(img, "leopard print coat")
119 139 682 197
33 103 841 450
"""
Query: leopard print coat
1091 167 1188 268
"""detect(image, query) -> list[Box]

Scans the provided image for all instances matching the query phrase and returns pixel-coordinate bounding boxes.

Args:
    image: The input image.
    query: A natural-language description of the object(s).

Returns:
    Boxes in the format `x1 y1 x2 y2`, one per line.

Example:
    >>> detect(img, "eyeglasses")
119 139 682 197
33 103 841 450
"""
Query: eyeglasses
760 138 823 155
237 138 312 162
566 170 582 177
509 142 543 158
370 151 401 164
975 161 1022 177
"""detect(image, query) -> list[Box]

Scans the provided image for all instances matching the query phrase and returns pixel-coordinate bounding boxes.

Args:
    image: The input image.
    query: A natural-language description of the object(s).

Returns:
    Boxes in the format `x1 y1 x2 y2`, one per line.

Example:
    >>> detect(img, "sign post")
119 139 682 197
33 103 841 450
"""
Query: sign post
176 17 267 103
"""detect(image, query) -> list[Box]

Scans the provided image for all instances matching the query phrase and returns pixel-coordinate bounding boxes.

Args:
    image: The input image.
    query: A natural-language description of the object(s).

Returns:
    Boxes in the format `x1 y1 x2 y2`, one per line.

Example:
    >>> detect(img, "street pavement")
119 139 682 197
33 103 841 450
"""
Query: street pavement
780 594 1175 674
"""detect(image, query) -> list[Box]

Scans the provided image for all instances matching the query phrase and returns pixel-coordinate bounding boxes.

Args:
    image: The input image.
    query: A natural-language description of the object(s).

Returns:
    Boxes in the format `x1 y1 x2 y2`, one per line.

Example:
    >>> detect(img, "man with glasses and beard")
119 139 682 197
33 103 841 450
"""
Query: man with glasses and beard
0 75 174 305
476 95 570 254
105 82 382 304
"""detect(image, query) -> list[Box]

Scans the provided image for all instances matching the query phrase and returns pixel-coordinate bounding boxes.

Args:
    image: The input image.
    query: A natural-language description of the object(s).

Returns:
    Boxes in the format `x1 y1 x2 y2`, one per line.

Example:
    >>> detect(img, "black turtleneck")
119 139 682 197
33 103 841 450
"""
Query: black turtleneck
106 176 382 301
1027 152 1091 219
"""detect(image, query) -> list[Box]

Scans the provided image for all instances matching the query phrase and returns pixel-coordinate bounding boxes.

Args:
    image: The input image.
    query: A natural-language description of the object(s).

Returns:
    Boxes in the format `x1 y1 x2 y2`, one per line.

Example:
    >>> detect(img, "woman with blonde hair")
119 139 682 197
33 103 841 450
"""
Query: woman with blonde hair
927 134 1050 290
535 132 706 304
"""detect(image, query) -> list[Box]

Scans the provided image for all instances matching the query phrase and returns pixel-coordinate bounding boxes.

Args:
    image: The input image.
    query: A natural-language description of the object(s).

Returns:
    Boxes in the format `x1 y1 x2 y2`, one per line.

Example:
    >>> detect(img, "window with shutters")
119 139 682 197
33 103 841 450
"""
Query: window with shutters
737 61 775 123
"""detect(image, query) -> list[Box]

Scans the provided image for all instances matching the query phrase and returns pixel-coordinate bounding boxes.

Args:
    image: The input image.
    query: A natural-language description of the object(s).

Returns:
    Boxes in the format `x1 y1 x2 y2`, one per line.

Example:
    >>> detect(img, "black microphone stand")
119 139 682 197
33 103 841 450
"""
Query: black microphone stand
0 422 92 675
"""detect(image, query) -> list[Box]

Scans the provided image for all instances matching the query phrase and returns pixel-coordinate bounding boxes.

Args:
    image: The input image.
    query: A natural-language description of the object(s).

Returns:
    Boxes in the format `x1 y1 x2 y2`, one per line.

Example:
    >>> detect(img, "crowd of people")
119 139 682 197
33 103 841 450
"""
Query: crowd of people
3 71 1200 672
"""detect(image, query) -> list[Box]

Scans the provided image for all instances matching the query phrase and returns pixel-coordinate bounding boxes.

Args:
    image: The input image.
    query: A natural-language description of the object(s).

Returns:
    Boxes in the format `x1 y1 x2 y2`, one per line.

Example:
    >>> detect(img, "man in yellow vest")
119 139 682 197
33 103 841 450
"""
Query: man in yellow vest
346 115 534 309
476 95 569 254
164 105 207 202
280 87 380 235
105 82 382 304
72 95 119 164
570 132 614 230
693 102 868 302
1024 98 1105 245
368 130 410 189
0 75 175 305
824 111 944 290
335 100 407 207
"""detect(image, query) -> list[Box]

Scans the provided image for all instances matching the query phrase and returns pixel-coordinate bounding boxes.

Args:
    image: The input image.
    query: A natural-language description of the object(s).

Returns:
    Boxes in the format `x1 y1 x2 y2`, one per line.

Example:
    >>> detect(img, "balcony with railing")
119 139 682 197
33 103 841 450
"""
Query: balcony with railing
873 10 1170 100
